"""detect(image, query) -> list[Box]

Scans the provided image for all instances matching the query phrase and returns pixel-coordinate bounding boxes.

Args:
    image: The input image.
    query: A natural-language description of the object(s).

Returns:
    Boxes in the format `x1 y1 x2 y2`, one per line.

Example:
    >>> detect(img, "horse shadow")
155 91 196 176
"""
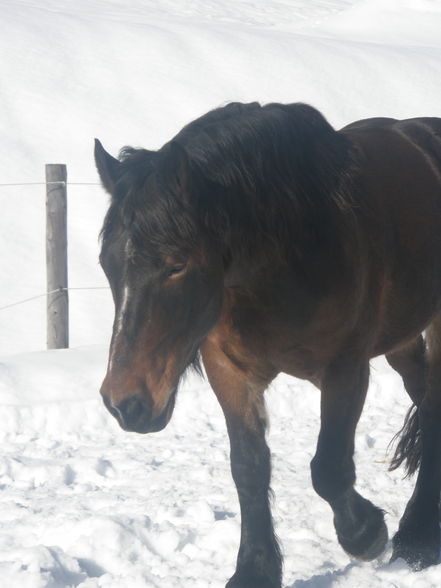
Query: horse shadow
287 562 358 588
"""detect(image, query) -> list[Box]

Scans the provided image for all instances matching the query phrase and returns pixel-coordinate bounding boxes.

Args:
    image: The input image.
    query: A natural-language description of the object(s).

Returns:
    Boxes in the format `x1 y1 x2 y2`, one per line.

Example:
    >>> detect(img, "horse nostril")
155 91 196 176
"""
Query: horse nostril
111 394 151 432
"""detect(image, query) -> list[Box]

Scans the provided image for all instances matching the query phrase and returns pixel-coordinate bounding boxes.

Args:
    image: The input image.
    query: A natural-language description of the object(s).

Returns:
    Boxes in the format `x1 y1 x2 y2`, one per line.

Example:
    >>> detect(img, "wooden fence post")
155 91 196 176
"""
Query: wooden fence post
46 164 69 349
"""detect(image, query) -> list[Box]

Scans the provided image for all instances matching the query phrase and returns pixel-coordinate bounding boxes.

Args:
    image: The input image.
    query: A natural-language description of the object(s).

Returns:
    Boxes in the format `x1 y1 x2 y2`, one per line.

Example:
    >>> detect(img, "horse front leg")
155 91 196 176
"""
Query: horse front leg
311 355 388 561
202 339 282 588
225 410 282 588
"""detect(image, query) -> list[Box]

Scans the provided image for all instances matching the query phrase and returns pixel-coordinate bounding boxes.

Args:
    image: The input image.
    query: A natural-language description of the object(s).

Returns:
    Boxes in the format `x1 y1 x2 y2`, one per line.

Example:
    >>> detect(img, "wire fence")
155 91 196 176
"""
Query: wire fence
0 286 110 313
0 177 110 347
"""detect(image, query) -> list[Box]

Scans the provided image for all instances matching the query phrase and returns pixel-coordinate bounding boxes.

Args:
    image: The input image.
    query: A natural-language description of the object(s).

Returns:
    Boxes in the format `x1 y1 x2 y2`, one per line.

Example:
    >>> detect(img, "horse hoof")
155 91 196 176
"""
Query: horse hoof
226 580 280 588
226 570 281 588
391 527 440 570
337 502 388 561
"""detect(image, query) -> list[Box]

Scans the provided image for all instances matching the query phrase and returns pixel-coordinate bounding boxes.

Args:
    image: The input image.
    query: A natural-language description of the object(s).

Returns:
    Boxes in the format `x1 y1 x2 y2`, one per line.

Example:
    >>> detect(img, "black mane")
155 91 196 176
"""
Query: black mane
102 102 355 266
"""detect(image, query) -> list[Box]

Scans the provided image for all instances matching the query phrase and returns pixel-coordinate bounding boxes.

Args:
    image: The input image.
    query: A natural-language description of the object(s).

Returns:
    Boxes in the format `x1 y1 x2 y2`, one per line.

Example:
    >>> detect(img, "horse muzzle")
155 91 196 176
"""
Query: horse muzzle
102 387 176 433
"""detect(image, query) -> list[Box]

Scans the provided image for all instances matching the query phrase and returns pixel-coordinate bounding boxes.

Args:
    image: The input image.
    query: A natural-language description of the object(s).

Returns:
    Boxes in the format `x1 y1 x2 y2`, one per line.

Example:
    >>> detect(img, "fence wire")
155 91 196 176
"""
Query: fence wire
0 178 108 313
0 287 110 313
0 182 100 187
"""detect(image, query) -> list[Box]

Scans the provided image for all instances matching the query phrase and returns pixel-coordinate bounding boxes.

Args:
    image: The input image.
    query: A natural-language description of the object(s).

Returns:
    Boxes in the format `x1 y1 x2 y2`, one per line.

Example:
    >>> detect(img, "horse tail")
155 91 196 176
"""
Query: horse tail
388 404 421 477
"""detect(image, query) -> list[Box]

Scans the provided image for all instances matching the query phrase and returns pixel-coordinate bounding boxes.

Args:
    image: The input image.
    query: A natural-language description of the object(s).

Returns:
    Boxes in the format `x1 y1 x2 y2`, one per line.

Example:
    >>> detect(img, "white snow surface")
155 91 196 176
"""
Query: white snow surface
1 0 441 586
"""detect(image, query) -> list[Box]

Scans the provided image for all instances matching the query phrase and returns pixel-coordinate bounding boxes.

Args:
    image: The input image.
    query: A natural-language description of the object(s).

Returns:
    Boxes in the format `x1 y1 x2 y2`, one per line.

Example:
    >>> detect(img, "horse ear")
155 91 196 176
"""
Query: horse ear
94 139 120 195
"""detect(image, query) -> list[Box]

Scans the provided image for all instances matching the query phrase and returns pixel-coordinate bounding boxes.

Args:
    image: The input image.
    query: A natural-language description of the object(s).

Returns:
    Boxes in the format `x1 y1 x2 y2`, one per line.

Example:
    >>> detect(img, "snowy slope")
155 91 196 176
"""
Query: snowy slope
2 0 441 354
1 0 441 586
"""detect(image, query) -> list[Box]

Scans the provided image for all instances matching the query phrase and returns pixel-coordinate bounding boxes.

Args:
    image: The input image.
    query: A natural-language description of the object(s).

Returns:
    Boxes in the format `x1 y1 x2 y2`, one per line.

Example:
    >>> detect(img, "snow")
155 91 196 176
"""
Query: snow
1 0 441 586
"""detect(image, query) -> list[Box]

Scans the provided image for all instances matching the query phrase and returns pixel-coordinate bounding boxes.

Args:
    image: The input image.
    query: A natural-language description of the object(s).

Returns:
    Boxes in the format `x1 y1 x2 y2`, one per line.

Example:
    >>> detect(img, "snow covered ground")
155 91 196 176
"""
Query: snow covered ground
1 0 441 586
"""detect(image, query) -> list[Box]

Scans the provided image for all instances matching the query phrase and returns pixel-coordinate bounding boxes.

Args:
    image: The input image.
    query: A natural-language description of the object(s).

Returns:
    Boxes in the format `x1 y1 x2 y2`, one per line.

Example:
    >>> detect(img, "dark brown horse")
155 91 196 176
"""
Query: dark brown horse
95 102 441 587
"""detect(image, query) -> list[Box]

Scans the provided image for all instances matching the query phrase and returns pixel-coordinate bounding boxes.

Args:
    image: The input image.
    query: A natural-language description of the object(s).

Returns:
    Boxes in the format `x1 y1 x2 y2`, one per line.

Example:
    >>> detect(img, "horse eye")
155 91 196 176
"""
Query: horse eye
166 264 187 277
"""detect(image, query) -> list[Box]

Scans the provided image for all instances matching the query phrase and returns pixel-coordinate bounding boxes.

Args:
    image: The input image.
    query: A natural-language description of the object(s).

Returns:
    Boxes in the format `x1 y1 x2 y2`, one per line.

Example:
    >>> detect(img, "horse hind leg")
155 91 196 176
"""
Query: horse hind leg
390 322 441 568
386 334 426 475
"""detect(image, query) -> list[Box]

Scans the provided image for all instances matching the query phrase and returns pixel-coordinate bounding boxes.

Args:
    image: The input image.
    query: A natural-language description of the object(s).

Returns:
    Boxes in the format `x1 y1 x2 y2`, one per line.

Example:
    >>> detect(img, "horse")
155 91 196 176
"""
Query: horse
95 101 441 588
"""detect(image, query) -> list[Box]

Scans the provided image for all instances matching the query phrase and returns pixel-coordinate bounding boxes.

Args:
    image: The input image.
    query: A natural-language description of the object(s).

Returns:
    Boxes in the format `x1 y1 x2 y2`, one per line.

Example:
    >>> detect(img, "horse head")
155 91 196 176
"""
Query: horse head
95 139 223 433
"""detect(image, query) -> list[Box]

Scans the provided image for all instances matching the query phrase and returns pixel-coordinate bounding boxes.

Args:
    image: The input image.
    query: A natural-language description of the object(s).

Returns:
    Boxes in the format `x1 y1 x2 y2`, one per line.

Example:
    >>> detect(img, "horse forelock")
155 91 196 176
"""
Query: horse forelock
99 146 192 260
